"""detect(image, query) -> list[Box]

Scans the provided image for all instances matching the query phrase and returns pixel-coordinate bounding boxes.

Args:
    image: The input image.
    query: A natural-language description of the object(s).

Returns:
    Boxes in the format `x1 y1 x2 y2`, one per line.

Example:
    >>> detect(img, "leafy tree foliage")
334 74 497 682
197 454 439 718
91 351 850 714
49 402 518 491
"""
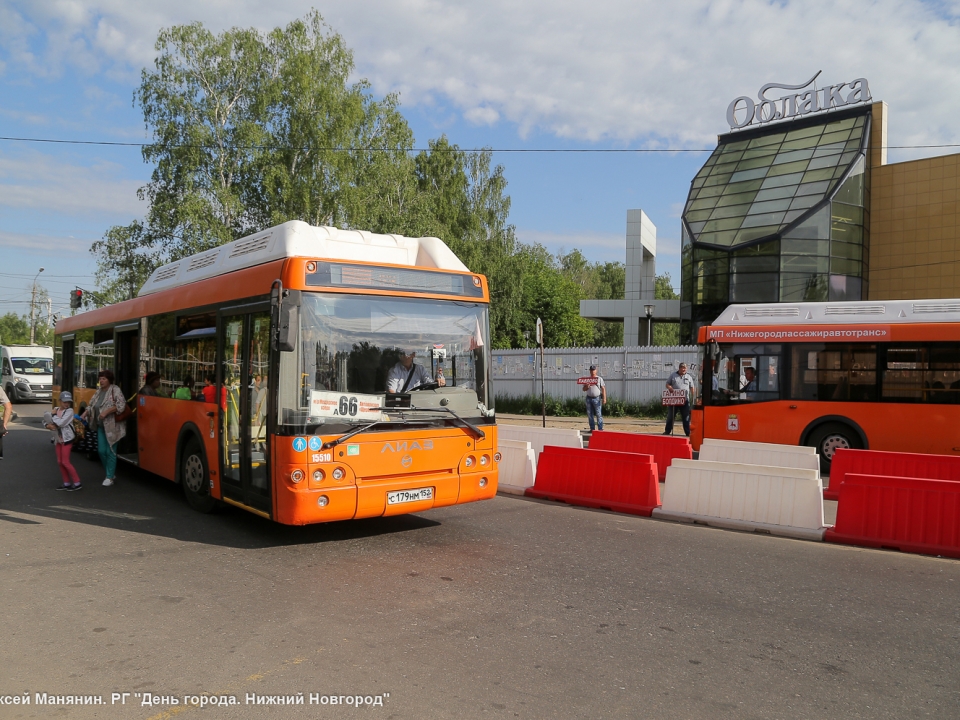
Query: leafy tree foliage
0 309 53 346
93 12 645 350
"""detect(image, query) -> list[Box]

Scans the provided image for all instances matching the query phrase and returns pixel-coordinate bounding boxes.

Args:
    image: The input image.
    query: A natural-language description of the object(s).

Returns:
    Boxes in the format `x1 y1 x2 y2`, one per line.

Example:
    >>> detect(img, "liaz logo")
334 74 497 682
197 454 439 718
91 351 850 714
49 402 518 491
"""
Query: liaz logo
381 440 434 453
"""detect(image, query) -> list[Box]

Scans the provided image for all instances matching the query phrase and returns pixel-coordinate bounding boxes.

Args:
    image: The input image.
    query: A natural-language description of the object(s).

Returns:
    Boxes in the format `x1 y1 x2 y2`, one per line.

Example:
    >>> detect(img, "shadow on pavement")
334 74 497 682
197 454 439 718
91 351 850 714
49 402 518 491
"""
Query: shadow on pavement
1 408 441 549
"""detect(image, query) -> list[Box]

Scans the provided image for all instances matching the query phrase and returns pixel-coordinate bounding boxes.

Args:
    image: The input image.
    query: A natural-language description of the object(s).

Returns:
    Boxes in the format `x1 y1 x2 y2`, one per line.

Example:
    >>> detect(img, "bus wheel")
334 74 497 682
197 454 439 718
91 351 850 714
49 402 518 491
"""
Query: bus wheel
808 422 860 476
181 438 216 513
6 384 18 403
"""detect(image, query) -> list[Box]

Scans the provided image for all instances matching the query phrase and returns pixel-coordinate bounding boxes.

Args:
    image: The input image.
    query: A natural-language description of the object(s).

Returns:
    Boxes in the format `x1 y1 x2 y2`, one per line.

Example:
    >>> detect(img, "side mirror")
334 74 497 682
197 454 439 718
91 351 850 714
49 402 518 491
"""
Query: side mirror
271 284 300 353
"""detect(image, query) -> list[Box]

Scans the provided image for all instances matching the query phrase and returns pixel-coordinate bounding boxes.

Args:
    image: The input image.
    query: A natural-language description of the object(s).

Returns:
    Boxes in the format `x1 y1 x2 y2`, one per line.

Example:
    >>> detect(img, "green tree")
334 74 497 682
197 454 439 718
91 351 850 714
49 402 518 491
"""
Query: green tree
0 313 30 345
91 221 161 303
93 13 612 352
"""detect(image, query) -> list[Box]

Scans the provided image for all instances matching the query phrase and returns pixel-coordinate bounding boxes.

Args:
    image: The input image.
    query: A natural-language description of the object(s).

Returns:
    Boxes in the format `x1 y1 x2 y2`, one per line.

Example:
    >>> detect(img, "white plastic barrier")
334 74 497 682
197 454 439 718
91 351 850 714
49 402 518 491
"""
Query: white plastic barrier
496 439 537 495
498 425 583 458
698 440 820 478
702 438 816 454
652 459 827 541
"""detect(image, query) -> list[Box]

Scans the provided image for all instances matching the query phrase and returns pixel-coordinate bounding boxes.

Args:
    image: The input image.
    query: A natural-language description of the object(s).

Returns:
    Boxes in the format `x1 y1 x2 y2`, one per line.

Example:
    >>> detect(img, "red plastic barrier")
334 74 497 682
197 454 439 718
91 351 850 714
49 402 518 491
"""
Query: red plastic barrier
587 431 692 481
824 473 960 559
825 448 960 501
525 446 661 516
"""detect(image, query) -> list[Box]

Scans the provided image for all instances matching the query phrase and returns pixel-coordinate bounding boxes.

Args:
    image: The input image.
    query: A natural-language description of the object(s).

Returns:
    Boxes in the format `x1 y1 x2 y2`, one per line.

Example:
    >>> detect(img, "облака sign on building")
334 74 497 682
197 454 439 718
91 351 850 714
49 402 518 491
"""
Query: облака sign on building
726 72 871 131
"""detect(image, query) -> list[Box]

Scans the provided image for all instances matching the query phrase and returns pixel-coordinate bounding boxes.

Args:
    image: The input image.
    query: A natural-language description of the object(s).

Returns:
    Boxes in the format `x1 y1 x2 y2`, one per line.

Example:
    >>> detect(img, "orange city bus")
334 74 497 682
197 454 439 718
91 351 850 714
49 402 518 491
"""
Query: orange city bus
692 299 960 473
54 221 498 524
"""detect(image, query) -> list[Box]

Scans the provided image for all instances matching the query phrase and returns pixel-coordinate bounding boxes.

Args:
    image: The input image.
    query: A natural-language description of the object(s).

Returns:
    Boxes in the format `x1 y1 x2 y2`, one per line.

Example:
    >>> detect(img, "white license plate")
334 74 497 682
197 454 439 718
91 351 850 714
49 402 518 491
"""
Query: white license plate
36 393 51 397
387 487 434 505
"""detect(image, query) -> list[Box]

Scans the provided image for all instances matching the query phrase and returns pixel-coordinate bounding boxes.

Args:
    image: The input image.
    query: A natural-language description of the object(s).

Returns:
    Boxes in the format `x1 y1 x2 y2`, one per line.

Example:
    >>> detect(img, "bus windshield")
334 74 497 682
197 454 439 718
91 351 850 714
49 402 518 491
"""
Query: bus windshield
12 357 53 375
279 293 492 430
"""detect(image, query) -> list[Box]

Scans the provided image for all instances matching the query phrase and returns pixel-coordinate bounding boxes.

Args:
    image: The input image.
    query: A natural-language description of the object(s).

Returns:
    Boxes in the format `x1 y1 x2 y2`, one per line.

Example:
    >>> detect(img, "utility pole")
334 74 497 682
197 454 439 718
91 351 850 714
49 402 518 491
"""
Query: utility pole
29 267 45 345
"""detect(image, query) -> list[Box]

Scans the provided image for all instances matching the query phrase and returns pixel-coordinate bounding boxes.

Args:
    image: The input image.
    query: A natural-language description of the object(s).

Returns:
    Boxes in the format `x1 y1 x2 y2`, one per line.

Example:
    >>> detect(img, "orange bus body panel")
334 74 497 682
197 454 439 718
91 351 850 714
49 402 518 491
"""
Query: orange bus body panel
696 320 960 457
136 396 221 490
272 426 498 525
701 401 960 456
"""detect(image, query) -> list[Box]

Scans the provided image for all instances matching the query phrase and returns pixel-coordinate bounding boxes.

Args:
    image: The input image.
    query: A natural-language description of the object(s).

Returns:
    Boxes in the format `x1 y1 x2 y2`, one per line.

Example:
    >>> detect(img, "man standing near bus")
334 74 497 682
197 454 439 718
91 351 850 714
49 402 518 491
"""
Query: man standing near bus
664 362 695 436
582 365 606 431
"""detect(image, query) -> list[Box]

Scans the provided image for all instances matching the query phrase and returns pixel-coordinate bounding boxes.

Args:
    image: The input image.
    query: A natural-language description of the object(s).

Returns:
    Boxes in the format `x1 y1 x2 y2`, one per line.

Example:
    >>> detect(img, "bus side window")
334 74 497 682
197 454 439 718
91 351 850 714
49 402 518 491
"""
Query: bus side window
792 344 877 402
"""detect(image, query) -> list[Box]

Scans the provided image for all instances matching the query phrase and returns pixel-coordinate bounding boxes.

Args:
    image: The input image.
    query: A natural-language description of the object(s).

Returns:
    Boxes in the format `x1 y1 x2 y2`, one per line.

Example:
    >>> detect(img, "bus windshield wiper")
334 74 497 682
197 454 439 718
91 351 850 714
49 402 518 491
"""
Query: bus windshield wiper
404 406 486 440
321 414 411 450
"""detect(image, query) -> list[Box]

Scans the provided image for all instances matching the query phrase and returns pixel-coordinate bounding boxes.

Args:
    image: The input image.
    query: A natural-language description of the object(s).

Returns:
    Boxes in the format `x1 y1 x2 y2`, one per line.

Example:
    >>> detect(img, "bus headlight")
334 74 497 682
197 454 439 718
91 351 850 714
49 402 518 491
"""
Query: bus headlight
290 469 305 483
479 477 488 487
480 454 489 466
313 469 324 482
494 452 502 463
318 495 329 507
465 455 475 468
332 467 345 480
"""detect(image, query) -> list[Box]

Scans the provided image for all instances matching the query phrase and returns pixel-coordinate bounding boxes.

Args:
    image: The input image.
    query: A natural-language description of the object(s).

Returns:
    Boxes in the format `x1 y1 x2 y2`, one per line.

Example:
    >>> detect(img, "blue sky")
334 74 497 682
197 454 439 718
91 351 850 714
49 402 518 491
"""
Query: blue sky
1 0 959 321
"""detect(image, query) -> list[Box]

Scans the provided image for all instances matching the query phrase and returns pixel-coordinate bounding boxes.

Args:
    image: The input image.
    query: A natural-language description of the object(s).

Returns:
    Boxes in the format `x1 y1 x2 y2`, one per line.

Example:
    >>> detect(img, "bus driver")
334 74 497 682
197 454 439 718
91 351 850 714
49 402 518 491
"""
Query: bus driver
387 350 446 394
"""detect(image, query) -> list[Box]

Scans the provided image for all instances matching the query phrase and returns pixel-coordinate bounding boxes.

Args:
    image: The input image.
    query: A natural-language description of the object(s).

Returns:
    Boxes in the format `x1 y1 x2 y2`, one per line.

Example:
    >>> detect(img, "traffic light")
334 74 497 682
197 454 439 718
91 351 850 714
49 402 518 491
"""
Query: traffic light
70 288 83 309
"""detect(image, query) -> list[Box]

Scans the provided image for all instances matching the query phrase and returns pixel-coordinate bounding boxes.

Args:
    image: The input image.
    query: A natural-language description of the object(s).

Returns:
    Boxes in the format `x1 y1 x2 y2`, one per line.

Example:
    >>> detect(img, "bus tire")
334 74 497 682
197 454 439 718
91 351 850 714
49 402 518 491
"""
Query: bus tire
181 438 216 513
807 422 861 476
6 383 18 403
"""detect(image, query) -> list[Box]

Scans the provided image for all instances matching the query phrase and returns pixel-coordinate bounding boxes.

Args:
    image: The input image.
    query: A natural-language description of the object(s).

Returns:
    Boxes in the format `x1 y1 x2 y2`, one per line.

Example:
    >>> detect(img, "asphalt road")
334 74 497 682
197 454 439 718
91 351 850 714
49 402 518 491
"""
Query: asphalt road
1 402 958 719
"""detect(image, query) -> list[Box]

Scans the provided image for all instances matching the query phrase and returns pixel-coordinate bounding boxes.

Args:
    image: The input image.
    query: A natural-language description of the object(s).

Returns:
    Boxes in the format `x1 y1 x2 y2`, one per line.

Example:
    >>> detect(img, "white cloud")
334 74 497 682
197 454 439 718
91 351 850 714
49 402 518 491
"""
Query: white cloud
0 230 94 254
5 1 960 156
0 149 145 217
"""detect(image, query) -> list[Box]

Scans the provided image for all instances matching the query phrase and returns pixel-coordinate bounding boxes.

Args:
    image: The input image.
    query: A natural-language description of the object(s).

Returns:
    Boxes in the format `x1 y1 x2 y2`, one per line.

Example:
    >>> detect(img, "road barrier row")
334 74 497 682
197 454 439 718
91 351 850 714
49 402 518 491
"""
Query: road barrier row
495 439 537 496
653 459 826 541
588 431 692 481
699 439 821 477
824 448 960 501
825 473 960 559
525 446 661 516
497 425 583 458
702 438 817 454
499 433 960 560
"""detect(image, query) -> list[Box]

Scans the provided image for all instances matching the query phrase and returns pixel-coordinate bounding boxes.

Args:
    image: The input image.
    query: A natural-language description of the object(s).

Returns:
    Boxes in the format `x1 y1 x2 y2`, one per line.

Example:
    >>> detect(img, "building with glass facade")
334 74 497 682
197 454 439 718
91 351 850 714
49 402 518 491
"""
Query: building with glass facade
680 100 960 342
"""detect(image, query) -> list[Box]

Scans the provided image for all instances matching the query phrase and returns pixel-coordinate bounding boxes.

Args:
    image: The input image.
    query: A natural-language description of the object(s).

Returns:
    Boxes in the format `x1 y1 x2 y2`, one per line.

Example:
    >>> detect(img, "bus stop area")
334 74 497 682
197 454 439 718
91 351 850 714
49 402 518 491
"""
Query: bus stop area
3 403 958 719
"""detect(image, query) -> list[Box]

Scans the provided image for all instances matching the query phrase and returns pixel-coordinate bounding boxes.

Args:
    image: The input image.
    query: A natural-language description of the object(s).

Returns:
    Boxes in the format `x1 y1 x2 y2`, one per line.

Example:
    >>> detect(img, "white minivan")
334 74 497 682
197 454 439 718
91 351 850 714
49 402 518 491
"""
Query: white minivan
1 345 55 403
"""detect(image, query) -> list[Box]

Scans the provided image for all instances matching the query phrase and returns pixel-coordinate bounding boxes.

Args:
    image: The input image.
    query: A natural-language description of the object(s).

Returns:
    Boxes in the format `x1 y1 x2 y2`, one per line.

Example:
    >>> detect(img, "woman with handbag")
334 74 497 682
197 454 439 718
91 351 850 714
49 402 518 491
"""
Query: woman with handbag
82 369 127 487
45 390 83 491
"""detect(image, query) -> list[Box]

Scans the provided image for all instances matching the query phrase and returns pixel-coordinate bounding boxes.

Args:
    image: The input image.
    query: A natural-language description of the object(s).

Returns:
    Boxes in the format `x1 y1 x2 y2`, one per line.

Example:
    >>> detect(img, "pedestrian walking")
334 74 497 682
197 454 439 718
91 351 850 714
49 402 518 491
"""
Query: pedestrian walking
664 362 695 436
45 391 83 490
81 369 127 486
582 365 606 431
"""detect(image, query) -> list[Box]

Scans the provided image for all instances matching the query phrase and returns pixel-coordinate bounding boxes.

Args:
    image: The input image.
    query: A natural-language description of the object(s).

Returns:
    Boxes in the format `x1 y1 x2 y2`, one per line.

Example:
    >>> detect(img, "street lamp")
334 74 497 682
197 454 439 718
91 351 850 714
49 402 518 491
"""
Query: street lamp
29 267 45 345
644 304 654 347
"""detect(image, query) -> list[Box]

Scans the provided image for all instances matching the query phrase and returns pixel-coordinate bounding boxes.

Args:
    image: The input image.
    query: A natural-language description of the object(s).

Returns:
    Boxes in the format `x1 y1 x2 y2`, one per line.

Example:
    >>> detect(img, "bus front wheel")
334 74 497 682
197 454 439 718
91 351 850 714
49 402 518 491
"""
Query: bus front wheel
181 438 216 513
808 422 861 477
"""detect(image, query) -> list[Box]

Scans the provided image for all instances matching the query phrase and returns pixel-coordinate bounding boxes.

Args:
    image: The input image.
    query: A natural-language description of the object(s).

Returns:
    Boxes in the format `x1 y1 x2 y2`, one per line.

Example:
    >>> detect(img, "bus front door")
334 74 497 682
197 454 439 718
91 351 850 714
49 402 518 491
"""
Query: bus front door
115 326 140 464
219 309 273 517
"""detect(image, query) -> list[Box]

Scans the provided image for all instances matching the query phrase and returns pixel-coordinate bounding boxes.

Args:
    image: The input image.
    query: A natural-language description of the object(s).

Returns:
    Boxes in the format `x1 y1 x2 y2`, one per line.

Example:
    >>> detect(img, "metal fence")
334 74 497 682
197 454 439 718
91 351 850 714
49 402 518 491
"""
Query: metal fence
492 345 699 404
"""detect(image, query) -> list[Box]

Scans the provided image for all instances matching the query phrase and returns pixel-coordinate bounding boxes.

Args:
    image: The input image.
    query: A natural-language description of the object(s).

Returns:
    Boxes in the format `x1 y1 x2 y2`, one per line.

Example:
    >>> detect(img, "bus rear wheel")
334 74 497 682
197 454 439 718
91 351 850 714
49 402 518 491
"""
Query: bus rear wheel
808 422 861 478
181 438 216 513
